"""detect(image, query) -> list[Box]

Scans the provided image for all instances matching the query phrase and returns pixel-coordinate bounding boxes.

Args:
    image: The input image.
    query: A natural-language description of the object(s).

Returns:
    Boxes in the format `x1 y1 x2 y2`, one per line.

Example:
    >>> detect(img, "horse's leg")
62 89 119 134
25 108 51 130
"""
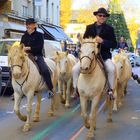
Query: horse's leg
118 83 124 107
107 95 113 122
63 82 66 101
65 78 71 108
58 80 65 104
80 96 89 128
33 93 41 122
113 88 118 111
23 92 34 132
87 95 100 138
14 92 27 122
48 74 58 116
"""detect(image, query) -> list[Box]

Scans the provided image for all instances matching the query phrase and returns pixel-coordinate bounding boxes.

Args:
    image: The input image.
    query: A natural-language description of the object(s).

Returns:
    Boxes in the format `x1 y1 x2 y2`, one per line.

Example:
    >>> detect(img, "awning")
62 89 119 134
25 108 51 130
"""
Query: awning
56 27 73 42
5 22 26 32
40 24 73 42
5 22 44 33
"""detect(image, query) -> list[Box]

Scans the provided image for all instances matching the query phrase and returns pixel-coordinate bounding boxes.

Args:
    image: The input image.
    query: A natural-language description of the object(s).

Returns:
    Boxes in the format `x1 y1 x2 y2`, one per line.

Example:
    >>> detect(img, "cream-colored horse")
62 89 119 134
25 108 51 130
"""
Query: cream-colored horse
78 38 114 138
113 52 132 108
54 51 77 107
8 42 58 132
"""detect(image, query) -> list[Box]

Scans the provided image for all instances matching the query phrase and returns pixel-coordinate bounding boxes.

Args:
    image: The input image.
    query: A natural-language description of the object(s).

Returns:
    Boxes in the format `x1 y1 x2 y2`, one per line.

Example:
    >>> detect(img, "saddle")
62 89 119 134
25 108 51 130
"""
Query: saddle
28 53 41 74
28 54 52 75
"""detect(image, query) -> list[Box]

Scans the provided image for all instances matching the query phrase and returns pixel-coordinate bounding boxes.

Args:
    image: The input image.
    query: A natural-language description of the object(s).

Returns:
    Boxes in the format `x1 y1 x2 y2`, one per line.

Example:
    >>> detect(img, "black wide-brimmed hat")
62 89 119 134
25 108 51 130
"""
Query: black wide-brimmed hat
26 18 37 24
93 7 110 17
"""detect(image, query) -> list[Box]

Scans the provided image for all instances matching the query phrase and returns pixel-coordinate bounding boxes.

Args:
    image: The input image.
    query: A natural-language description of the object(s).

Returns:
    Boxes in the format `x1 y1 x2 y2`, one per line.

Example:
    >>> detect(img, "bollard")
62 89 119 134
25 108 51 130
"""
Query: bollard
137 77 140 84
133 74 138 80
0 67 2 95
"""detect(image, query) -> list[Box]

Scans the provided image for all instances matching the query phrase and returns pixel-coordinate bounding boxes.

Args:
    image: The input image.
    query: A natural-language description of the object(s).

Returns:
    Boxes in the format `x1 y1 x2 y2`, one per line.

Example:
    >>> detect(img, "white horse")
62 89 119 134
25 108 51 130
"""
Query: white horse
8 42 58 132
54 51 77 107
78 38 114 138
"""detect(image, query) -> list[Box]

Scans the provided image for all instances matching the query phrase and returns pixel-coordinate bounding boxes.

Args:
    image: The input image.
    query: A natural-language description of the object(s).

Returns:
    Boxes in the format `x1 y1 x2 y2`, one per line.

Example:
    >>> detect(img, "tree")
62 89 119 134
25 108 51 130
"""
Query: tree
60 0 72 29
107 0 133 50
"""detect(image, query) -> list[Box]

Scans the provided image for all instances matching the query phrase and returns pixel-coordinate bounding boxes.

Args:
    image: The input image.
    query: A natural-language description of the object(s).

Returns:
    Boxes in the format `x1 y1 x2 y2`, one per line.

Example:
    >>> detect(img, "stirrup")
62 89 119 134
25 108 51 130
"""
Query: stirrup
47 90 54 99
108 90 115 100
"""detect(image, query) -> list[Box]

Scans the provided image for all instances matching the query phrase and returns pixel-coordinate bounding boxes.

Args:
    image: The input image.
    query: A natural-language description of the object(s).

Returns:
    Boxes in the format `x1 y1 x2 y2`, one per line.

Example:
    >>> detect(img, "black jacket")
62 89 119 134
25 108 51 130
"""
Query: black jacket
21 30 44 56
83 22 117 60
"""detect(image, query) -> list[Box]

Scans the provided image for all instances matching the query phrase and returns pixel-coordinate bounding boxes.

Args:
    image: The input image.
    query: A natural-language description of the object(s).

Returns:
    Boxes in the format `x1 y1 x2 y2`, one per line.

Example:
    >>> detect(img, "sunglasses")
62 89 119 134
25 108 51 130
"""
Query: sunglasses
97 14 107 17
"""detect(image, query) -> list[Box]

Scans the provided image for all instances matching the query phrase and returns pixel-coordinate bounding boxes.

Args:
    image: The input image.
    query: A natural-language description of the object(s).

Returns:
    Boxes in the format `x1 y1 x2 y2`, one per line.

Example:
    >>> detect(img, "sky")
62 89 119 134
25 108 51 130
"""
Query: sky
72 0 140 10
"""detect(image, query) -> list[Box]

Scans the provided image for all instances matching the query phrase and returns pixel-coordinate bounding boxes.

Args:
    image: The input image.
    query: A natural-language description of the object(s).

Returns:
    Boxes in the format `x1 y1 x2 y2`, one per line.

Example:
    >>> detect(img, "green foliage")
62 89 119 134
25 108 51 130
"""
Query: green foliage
107 0 132 48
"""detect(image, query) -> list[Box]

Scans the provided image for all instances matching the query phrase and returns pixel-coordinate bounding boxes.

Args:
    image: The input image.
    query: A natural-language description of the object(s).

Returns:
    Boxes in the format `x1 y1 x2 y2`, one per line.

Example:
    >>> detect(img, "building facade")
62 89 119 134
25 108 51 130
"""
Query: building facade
0 0 60 38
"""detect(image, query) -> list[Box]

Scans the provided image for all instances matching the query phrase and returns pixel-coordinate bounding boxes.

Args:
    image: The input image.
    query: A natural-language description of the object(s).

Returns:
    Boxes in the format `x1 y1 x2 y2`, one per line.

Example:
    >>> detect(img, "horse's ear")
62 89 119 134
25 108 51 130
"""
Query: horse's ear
65 51 69 56
56 51 59 56
20 43 25 50
7 45 11 53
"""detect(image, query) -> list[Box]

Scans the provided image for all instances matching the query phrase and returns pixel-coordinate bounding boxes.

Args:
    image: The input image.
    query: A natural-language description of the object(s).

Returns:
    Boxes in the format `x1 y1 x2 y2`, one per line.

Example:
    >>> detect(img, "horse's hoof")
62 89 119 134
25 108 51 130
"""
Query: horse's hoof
48 111 54 117
118 102 122 108
87 131 94 139
22 123 31 132
86 137 95 140
107 118 112 122
113 107 118 112
60 99 65 104
33 116 39 122
85 123 90 129
65 104 70 108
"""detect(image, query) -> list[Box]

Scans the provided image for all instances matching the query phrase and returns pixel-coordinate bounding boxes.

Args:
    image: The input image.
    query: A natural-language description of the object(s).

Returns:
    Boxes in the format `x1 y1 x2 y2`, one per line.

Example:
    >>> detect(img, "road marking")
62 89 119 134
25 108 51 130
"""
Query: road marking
70 100 106 140
6 97 46 114
135 109 140 112
31 104 80 140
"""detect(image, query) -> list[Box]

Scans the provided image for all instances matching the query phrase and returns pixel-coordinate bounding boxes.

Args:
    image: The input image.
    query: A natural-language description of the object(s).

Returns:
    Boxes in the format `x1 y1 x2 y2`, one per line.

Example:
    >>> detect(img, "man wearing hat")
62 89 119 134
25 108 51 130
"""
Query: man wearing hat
20 18 54 98
72 7 117 99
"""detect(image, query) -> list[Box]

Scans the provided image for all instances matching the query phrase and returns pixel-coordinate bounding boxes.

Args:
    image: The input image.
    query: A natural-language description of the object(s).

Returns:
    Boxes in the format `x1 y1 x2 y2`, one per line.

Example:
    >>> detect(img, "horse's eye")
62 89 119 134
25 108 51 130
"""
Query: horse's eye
20 56 24 59
92 51 94 54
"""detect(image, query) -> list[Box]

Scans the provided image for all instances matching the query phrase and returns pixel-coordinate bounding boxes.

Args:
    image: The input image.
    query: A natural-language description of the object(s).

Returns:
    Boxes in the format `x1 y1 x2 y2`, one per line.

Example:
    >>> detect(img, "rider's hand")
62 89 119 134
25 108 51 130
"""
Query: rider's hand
96 36 103 43
24 47 31 51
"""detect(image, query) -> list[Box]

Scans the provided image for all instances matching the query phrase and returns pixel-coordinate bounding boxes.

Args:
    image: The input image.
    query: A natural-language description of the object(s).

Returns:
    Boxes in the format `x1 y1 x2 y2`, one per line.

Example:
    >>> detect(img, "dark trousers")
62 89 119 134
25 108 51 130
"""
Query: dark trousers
36 56 53 91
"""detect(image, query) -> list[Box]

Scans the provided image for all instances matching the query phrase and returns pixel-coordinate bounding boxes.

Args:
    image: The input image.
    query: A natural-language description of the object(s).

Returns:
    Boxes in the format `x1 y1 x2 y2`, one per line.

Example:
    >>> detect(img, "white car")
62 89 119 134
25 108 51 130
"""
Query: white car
0 38 62 88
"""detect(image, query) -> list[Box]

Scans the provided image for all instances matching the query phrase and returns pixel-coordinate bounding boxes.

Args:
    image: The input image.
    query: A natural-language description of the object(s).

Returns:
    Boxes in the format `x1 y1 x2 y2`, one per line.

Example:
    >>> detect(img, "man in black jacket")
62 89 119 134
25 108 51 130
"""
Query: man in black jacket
21 18 54 98
72 7 117 98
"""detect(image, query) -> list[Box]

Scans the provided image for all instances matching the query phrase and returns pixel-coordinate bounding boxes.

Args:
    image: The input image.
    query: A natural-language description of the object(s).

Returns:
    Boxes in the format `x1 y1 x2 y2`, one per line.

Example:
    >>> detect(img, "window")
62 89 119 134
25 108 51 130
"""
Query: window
51 3 54 23
22 5 28 17
46 0 49 19
35 6 41 18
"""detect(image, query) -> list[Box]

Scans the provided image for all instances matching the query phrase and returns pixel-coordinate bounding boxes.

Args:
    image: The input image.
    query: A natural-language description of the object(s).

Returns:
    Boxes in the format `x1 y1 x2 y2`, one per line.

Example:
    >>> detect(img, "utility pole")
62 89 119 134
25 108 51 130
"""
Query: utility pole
33 0 35 18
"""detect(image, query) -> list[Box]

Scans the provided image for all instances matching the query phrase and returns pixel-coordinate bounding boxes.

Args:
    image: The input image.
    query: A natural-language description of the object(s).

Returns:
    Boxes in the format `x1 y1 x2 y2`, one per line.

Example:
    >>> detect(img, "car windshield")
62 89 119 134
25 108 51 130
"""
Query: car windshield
0 41 15 56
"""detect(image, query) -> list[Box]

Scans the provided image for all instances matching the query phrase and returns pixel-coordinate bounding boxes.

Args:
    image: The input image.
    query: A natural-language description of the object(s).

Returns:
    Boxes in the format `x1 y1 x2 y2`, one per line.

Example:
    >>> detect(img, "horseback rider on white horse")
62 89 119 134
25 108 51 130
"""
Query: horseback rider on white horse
72 7 117 99
21 18 54 98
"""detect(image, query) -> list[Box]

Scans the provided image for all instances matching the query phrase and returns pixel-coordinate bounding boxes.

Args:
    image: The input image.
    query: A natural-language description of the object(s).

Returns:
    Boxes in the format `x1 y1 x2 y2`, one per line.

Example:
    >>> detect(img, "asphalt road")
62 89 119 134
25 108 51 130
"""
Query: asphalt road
0 79 140 140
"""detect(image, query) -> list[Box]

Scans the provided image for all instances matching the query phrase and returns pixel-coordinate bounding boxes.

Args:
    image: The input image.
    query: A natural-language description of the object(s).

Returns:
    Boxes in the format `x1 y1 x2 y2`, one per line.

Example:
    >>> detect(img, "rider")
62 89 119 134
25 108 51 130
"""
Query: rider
72 7 117 99
20 18 54 98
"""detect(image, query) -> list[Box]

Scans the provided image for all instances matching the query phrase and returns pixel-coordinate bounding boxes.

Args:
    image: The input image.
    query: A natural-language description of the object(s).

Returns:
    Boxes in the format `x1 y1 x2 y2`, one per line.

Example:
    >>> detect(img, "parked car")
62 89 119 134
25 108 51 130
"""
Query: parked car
0 38 62 92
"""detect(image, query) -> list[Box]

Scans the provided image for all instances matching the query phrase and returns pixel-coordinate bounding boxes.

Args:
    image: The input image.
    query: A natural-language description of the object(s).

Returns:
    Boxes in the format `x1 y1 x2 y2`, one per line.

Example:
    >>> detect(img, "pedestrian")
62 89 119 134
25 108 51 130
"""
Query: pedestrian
76 33 82 55
21 18 54 98
72 7 117 98
118 36 129 51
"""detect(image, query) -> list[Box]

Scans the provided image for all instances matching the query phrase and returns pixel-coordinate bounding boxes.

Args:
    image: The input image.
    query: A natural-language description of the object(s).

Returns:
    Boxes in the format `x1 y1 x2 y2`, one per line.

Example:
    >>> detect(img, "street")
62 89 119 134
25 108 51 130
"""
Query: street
0 76 140 140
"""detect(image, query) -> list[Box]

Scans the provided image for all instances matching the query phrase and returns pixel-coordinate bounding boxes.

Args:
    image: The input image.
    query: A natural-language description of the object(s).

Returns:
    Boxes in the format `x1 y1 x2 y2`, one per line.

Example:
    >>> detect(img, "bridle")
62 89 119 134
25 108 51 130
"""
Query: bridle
79 41 98 74
10 57 30 95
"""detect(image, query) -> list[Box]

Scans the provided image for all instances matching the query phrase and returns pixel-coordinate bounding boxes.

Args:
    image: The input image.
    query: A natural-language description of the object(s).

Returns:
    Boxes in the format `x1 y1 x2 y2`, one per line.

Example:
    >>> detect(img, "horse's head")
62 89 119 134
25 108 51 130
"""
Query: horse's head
113 54 124 81
55 51 69 76
79 38 99 73
8 42 26 79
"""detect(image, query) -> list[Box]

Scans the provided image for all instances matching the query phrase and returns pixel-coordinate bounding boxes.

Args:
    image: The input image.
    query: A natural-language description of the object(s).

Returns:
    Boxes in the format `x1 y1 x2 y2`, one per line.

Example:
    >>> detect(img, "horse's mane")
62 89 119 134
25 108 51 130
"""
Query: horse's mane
82 38 96 44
